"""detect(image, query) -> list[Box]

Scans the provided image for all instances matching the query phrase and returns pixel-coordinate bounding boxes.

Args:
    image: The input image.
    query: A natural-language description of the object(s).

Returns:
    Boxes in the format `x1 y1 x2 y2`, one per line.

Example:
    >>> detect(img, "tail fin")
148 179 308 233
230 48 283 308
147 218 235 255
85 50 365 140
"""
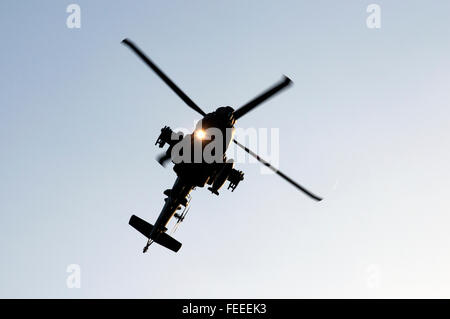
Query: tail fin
129 215 182 253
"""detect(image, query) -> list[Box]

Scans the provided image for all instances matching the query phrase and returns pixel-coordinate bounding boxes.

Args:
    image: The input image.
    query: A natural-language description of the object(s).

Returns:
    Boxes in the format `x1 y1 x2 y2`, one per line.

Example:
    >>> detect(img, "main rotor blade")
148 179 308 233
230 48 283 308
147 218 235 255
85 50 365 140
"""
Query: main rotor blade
156 152 171 167
233 139 322 201
233 76 292 120
122 38 206 116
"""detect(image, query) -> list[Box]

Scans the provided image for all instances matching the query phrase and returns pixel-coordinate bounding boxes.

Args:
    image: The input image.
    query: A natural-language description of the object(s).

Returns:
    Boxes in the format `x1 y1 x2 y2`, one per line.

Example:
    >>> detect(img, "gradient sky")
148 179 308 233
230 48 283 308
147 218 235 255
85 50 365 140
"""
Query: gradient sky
1 1 450 298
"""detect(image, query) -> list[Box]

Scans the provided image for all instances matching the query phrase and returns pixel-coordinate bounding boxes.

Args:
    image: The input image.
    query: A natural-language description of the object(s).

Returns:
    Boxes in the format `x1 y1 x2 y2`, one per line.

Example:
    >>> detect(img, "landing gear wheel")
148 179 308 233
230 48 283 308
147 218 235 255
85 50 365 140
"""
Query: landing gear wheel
143 239 153 253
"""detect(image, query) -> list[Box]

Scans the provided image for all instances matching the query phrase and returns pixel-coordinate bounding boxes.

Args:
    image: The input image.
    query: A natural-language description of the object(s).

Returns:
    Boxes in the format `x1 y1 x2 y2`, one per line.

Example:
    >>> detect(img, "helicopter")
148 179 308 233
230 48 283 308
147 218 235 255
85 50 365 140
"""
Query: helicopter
122 38 322 253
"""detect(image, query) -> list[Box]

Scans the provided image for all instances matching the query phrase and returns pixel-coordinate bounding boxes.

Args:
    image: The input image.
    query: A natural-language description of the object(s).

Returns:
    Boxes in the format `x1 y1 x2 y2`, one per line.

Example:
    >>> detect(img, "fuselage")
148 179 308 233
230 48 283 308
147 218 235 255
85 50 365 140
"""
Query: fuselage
149 106 237 239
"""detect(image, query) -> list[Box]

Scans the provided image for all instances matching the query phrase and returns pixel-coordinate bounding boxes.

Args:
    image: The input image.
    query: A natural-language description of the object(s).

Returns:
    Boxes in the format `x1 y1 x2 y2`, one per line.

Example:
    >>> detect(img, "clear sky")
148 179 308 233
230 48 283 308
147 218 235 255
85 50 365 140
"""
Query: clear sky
1 1 450 298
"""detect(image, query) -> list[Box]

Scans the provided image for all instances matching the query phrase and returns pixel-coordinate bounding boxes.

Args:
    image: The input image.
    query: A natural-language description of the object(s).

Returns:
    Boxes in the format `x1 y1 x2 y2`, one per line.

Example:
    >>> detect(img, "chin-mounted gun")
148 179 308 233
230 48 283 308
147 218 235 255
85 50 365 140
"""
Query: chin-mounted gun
227 169 244 192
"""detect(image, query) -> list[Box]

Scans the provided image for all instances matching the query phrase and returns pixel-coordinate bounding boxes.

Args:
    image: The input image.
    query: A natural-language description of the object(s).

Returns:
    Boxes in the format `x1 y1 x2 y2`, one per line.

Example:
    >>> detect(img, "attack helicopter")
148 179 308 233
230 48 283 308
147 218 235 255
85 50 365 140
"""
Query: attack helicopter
122 38 322 253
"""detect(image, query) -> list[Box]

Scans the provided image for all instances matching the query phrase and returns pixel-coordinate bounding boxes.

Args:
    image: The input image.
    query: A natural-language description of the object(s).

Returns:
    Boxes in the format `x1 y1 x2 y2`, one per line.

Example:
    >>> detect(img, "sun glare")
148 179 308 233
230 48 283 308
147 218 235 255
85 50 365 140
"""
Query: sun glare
195 129 206 140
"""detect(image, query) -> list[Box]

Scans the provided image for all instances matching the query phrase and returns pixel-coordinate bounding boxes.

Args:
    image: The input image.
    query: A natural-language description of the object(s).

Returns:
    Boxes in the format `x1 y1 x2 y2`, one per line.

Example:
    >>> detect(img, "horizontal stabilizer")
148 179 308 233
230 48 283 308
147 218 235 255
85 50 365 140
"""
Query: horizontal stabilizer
129 215 182 253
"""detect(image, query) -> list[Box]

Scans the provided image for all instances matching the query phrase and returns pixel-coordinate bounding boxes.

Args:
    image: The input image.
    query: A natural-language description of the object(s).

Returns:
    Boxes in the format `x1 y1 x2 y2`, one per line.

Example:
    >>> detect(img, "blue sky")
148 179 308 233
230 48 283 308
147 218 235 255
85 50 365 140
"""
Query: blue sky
1 1 450 298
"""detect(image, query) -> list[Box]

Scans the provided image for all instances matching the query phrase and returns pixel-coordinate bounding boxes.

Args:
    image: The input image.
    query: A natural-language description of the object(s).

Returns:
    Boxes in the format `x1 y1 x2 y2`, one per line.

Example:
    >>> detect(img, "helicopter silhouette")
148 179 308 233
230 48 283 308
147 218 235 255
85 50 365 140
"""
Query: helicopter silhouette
122 38 322 253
